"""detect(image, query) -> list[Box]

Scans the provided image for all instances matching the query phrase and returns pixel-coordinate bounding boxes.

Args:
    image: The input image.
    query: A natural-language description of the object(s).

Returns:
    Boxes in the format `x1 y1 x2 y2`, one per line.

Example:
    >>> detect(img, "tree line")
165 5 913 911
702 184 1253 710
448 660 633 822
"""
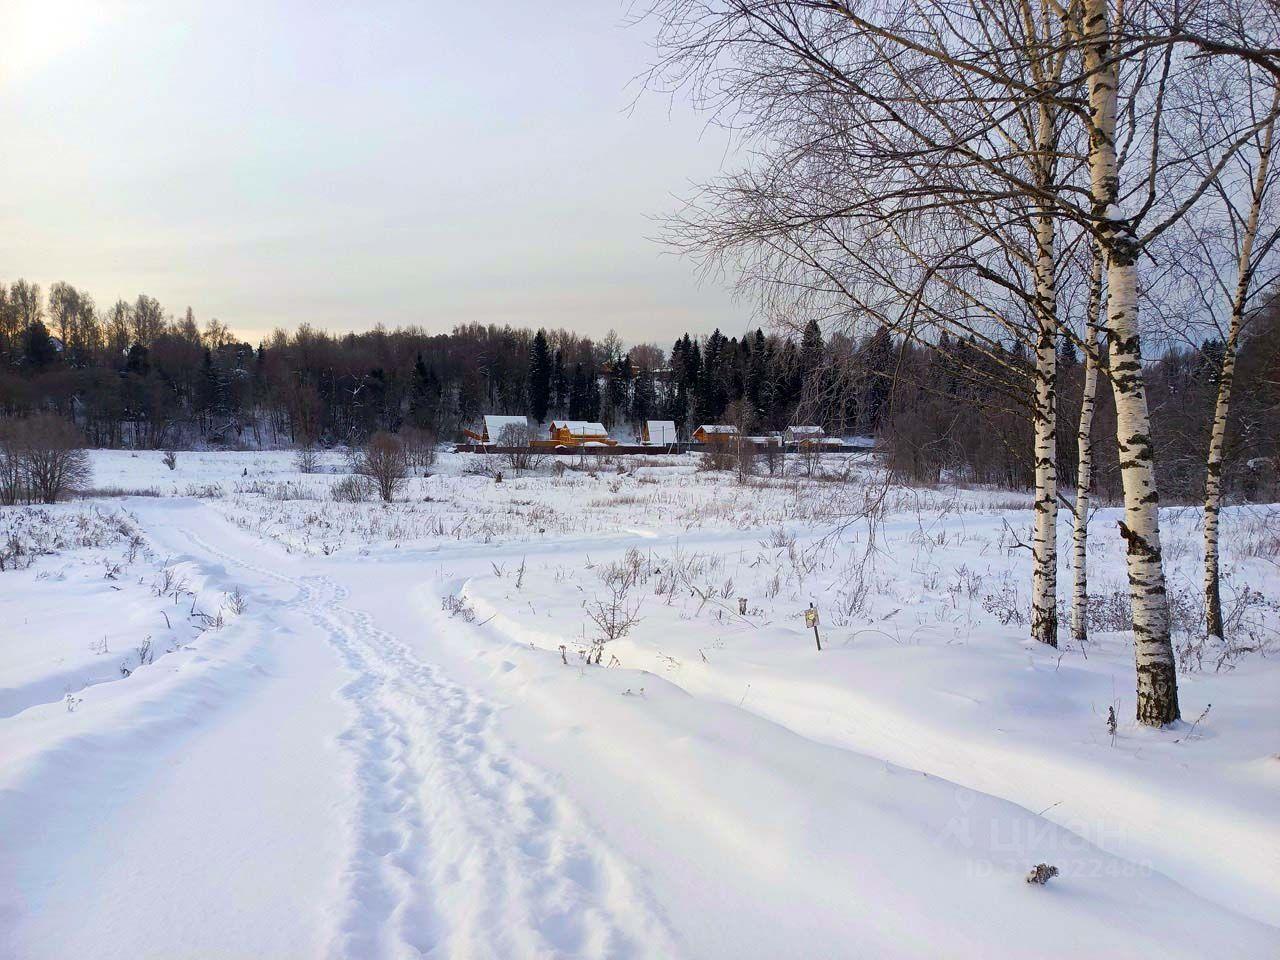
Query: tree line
3 275 1275 503
0 281 901 444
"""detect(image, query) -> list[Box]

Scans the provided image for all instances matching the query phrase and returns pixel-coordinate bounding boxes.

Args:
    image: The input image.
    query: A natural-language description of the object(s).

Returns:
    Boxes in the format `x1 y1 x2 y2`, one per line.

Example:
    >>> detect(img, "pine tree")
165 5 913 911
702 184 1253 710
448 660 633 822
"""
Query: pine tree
22 320 58 370
528 330 552 424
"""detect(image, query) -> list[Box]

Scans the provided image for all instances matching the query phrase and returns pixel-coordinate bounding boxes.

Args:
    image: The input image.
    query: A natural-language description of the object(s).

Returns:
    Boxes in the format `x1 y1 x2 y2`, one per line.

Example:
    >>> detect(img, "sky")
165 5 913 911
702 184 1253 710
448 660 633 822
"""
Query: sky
0 0 745 346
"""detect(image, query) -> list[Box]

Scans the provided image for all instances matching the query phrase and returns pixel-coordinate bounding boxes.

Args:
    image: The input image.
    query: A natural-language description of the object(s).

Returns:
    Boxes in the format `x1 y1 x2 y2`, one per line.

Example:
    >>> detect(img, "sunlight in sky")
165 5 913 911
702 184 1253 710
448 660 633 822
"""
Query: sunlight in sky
0 1 743 346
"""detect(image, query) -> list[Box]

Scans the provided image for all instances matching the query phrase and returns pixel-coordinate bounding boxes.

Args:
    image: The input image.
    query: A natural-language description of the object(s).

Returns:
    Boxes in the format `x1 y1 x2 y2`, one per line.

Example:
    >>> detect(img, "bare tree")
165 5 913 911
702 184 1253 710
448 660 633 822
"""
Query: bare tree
497 423 544 474
294 439 321 474
354 431 408 502
8 414 92 503
641 0 1280 723
1162 79 1280 638
399 425 438 475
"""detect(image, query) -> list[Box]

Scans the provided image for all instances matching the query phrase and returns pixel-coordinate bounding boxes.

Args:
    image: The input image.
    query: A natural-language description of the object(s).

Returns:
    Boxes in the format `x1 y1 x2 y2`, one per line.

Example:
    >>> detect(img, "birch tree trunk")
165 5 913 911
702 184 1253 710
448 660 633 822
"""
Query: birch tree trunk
1031 206 1059 647
1204 104 1277 639
1071 247 1104 643
1081 0 1180 725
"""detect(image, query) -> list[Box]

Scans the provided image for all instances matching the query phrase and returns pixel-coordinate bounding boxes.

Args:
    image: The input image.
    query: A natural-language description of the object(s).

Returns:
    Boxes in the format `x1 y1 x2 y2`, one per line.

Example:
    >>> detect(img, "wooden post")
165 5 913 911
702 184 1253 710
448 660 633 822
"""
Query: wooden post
805 603 821 651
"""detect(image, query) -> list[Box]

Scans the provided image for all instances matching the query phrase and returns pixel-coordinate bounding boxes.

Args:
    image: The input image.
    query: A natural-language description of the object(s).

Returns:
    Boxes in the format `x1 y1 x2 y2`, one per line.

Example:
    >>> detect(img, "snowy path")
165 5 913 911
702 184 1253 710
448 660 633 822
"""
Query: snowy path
2 498 1277 958
124 503 676 959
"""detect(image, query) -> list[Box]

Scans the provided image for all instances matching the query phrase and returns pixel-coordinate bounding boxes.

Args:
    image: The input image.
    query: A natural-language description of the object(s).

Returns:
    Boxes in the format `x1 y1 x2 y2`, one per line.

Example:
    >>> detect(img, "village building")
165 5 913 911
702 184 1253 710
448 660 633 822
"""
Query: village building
534 420 618 448
784 425 826 444
462 415 530 445
691 424 739 443
641 420 678 445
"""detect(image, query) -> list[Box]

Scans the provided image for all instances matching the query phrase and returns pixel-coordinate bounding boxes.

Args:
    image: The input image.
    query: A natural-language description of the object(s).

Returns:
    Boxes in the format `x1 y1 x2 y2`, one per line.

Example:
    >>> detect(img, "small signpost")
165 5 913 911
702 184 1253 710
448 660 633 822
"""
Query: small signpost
805 603 821 651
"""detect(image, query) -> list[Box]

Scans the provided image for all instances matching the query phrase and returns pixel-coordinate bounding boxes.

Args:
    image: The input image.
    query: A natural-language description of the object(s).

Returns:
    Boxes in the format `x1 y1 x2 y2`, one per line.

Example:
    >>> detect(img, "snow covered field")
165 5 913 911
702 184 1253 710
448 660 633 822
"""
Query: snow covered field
2 448 1278 958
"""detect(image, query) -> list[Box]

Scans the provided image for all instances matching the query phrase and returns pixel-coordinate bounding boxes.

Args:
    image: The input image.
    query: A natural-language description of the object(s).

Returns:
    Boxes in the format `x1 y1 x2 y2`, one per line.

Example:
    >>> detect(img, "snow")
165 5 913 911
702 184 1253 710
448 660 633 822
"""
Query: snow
695 424 738 435
549 420 609 436
2 448 1277 958
483 415 530 442
644 420 678 445
784 425 825 439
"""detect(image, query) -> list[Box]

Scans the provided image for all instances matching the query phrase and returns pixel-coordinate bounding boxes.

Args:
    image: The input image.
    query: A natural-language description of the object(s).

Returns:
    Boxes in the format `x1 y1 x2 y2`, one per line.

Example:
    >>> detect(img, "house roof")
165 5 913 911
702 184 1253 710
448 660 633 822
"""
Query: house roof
550 420 609 435
695 424 738 435
786 425 825 436
644 420 678 443
483 415 529 440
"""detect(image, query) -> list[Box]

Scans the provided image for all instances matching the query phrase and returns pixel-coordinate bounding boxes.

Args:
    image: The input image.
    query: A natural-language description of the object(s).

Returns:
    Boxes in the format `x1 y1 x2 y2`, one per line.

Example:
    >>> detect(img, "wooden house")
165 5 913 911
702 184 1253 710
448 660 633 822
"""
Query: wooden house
642 420 678 445
533 420 618 448
692 424 739 444
462 415 530 445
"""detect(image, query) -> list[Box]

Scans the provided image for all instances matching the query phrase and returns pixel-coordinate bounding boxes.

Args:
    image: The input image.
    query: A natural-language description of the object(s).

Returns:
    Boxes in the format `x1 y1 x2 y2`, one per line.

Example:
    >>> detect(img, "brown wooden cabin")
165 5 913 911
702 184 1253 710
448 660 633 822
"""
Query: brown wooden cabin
692 424 739 444
531 420 619 448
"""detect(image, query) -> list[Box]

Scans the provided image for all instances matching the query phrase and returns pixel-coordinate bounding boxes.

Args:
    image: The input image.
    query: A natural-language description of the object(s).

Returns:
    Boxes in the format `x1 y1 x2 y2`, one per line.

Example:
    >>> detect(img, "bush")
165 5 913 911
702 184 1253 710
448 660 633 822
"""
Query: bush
698 433 739 471
0 423 23 506
0 414 91 504
399 425 437 474
331 474 372 503
353 432 407 502
497 423 544 473
294 441 320 474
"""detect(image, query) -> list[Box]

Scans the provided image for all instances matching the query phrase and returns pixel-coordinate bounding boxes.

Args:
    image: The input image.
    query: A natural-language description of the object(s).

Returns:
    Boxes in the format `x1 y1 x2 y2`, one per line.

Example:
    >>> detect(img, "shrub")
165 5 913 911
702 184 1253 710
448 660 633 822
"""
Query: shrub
162 448 178 470
294 441 320 474
498 423 544 473
698 433 738 471
0 422 23 506
354 431 408 502
399 426 437 474
0 414 91 503
331 474 372 503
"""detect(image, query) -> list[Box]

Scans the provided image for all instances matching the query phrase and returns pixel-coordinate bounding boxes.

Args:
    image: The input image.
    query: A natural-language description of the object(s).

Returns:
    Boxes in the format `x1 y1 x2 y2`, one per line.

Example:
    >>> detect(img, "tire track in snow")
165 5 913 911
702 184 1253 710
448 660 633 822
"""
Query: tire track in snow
174 517 676 959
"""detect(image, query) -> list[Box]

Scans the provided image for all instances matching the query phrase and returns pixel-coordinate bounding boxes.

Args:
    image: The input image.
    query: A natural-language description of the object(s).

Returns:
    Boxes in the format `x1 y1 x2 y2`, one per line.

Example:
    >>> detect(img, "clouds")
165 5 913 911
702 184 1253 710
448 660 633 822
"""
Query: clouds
0 0 741 343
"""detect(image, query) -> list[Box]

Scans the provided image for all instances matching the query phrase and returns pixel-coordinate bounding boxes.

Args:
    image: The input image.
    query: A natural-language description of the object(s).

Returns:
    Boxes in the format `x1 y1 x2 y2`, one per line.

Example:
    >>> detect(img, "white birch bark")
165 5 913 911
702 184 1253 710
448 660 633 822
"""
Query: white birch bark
1071 247 1104 643
1081 0 1179 725
1031 207 1059 647
1204 101 1277 639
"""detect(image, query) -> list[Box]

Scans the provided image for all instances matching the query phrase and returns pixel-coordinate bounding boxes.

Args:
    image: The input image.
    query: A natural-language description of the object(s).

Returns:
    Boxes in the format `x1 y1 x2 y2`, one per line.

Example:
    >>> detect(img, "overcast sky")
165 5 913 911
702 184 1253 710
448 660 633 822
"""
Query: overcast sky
0 1 744 346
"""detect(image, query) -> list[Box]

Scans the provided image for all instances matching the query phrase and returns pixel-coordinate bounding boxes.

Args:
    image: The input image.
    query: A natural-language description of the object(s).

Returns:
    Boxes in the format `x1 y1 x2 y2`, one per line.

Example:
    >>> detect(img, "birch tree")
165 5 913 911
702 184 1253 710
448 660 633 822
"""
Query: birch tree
1071 244 1104 643
1155 74 1280 638
642 0 1280 723
646 0 1089 647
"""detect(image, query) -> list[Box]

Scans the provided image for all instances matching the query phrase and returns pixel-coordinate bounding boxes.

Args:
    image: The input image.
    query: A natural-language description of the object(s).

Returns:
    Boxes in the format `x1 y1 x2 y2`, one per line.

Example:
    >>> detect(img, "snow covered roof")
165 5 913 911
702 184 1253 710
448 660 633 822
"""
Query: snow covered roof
483 415 529 441
785 425 826 438
645 420 678 444
550 420 609 435
695 424 738 435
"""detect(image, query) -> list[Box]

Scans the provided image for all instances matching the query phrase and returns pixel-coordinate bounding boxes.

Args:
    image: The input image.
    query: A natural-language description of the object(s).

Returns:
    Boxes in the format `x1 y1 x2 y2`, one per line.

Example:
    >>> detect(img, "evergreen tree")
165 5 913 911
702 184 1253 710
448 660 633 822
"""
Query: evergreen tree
22 320 58 370
569 363 589 419
800 319 824 376
528 330 552 423
552 349 568 416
